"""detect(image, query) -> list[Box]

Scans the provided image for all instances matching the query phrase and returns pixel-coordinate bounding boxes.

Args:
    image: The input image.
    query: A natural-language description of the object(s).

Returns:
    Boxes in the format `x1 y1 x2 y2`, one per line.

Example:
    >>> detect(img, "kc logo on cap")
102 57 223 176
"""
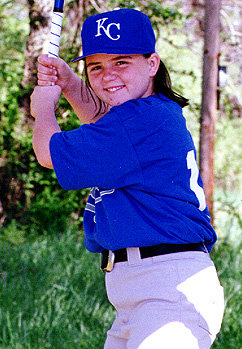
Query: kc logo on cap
72 9 156 62
95 18 121 41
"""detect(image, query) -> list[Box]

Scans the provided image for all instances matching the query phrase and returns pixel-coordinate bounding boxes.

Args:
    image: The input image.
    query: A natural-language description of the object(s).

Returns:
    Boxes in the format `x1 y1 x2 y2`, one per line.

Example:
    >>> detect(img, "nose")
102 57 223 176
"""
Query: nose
102 67 117 82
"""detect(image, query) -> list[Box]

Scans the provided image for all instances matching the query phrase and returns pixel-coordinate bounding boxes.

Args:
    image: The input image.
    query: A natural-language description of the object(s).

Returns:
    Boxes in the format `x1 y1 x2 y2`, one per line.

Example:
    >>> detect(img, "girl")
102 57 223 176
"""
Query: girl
31 8 224 349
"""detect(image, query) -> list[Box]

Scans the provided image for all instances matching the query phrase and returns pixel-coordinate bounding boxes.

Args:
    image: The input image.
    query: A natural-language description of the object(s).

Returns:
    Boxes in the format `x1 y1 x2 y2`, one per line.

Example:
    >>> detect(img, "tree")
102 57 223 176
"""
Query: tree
199 0 221 223
21 0 52 119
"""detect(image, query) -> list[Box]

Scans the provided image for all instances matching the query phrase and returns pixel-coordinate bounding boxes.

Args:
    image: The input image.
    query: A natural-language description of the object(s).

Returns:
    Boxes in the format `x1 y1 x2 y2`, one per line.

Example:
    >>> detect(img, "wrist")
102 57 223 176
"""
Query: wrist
32 101 56 120
62 71 82 97
30 85 62 119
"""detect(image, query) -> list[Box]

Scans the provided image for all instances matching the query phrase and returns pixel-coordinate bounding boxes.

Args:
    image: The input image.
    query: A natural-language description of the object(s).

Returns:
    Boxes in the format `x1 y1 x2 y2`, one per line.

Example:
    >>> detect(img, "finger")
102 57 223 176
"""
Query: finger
37 79 57 86
37 71 57 82
37 63 58 76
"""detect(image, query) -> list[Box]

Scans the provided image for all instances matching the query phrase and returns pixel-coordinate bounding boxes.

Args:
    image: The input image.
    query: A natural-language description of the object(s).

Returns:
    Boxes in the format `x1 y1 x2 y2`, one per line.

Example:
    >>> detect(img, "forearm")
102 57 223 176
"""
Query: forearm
62 72 107 124
31 85 62 169
33 109 61 169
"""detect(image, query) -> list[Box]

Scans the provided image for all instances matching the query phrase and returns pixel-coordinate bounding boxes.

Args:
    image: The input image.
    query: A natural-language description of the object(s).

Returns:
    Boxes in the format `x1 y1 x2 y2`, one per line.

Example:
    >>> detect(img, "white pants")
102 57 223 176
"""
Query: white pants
104 249 224 349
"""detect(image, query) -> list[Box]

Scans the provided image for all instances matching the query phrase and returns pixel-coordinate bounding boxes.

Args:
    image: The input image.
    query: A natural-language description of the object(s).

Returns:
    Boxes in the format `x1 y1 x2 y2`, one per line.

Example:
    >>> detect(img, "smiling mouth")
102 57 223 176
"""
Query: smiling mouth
105 86 124 92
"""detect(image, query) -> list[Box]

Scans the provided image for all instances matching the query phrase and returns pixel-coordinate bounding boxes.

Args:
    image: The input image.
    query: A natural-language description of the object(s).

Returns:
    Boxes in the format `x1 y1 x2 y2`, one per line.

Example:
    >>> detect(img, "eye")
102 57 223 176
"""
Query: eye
87 64 102 73
89 65 102 72
117 60 128 66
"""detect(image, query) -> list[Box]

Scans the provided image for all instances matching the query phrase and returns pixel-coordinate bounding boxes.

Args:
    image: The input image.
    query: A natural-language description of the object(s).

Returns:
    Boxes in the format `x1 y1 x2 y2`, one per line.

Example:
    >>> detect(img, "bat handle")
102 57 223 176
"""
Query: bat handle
48 11 63 58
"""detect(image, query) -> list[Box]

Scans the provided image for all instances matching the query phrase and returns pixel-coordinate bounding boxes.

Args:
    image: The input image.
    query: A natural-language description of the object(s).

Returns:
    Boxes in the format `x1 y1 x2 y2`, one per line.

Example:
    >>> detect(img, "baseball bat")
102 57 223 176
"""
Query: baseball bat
48 0 65 58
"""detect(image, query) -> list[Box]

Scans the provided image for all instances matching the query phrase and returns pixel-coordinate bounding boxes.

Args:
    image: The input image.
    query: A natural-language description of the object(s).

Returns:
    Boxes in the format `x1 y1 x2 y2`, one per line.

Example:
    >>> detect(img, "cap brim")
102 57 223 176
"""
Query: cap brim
71 48 154 63
71 56 85 63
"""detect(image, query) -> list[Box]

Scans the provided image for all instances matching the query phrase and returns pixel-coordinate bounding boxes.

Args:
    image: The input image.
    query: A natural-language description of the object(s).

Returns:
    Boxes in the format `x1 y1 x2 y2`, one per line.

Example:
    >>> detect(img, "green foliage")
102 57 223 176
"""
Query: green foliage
0 1 28 119
211 241 242 348
0 230 115 348
23 186 89 236
0 0 30 223
215 116 242 191
214 189 242 246
213 114 242 242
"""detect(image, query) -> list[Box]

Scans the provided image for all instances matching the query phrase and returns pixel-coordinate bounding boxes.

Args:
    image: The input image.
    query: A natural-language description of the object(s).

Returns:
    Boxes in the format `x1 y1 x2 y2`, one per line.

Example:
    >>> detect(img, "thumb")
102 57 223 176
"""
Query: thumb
38 54 62 70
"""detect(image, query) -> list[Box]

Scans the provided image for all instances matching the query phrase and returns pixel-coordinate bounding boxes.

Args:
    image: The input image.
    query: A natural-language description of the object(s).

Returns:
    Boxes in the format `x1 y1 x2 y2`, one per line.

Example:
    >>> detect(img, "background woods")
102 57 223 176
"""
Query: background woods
0 0 242 347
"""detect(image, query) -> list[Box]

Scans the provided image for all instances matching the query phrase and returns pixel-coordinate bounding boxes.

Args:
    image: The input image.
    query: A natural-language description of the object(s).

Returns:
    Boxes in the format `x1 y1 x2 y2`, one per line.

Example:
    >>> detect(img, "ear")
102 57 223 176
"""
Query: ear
148 53 160 77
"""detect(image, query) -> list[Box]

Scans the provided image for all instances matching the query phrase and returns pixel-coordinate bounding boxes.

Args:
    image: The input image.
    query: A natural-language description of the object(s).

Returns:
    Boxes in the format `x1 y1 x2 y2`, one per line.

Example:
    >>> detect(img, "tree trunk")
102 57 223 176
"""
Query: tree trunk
199 0 221 224
21 0 52 120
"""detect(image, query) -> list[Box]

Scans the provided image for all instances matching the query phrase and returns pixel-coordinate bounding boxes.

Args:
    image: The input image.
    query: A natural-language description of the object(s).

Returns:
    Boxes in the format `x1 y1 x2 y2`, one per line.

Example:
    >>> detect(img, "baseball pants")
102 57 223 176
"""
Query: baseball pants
104 248 224 349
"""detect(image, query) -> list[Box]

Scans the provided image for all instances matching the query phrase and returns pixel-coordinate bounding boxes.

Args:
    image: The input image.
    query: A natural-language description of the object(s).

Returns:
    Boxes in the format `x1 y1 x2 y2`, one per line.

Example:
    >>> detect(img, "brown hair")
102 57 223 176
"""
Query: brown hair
143 53 189 107
81 54 189 117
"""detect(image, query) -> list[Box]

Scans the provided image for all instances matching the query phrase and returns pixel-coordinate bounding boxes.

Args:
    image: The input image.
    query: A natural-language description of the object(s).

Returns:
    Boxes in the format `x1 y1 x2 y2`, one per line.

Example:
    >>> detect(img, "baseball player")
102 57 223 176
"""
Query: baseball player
30 8 224 348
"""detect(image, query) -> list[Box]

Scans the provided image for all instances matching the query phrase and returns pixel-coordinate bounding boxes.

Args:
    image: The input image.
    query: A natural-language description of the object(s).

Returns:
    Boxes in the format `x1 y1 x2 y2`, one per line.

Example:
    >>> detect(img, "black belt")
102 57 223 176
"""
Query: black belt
114 242 207 262
101 242 207 272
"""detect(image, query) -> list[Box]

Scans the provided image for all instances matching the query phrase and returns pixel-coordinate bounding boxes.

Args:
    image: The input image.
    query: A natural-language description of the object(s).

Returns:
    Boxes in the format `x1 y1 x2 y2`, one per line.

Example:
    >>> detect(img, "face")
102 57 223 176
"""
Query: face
85 53 160 107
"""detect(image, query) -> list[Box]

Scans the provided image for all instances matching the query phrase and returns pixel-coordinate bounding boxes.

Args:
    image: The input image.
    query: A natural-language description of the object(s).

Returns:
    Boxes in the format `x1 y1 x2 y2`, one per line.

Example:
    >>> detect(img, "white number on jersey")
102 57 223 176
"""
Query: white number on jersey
186 150 206 211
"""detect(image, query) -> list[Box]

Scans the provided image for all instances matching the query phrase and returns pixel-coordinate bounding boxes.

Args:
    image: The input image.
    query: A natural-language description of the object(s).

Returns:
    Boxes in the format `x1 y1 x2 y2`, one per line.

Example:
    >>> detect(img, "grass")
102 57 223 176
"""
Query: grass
0 226 241 348
211 240 242 348
0 230 115 348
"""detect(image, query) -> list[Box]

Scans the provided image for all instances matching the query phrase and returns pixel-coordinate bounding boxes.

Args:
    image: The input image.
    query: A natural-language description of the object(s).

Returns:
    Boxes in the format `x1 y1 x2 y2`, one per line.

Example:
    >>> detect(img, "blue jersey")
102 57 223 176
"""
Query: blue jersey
50 94 217 253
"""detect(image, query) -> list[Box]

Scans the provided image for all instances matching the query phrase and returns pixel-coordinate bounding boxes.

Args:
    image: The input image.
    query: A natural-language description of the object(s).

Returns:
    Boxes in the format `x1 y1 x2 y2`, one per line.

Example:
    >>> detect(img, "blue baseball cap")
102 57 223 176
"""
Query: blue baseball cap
72 9 156 62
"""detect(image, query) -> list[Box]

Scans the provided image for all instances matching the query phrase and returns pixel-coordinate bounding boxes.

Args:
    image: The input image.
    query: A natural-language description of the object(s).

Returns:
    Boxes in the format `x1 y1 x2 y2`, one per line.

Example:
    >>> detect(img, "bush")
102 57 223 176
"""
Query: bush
23 187 89 237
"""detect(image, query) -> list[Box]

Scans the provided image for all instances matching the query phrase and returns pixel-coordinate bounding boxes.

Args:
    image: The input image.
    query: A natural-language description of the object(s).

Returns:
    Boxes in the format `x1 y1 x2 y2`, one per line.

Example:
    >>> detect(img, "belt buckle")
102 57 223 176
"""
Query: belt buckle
101 250 115 272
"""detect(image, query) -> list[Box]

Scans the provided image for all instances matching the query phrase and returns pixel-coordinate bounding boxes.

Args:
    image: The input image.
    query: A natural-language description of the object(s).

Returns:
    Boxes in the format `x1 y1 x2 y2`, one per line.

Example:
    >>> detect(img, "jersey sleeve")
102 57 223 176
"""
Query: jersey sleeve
49 110 143 190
